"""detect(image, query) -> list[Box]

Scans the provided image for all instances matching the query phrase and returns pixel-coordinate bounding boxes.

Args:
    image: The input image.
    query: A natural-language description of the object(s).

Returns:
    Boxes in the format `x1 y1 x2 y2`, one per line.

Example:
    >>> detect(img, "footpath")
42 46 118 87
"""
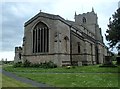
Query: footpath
2 70 58 89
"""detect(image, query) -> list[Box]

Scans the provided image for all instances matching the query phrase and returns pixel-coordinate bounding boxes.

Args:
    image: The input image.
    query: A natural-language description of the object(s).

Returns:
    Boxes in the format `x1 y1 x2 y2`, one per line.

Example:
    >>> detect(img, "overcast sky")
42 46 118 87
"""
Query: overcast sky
0 0 119 61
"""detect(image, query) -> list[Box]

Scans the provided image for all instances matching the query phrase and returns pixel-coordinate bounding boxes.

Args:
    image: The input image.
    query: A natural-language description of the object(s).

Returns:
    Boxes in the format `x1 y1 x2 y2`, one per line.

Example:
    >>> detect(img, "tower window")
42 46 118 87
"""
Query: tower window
82 17 86 23
33 22 49 53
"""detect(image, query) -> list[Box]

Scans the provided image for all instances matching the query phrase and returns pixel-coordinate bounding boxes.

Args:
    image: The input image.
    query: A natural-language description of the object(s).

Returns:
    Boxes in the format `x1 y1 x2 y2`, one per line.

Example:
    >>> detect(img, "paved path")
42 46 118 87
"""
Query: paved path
2 70 58 89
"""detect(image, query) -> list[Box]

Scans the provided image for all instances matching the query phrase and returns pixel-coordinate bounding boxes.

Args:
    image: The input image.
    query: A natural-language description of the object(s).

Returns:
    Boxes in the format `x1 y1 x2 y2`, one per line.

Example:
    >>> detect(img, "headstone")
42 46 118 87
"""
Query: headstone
104 56 112 65
78 62 82 66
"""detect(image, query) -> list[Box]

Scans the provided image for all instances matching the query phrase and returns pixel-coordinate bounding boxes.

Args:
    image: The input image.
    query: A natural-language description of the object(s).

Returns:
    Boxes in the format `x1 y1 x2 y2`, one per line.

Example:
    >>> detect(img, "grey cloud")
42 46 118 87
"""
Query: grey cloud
2 2 25 51
2 1 56 52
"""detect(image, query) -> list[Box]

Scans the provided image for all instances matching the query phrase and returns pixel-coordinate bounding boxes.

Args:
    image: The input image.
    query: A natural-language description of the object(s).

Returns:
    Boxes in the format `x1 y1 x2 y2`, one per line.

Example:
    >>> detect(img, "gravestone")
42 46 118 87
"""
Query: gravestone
104 56 112 65
100 56 117 67
78 61 82 66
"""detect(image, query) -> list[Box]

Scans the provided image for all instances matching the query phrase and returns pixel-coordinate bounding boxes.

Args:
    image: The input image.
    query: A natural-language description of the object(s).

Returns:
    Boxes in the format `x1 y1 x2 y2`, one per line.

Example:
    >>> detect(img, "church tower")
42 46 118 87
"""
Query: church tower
74 8 104 64
74 8 98 34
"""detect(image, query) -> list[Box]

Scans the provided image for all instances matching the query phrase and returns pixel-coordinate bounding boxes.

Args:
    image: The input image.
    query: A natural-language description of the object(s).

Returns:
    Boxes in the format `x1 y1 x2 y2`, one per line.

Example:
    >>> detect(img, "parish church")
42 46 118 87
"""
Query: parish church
14 9 110 66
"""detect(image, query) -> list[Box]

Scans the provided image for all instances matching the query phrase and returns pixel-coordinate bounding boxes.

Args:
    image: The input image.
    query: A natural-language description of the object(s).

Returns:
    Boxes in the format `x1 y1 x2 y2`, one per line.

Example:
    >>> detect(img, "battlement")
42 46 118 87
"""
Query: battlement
15 46 22 53
75 11 98 25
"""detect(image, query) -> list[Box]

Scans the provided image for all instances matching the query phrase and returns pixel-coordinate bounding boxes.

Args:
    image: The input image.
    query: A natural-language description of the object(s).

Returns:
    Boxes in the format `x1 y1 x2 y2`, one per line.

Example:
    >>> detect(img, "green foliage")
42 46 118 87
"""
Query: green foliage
13 60 57 68
13 62 22 68
106 8 120 51
99 63 117 67
30 63 40 67
22 60 31 67
39 61 57 68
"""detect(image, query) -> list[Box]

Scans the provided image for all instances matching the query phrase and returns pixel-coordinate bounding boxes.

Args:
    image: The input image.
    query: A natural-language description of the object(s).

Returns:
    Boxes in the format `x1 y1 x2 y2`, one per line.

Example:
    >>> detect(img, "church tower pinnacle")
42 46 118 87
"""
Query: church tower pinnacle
92 7 94 12
75 11 77 16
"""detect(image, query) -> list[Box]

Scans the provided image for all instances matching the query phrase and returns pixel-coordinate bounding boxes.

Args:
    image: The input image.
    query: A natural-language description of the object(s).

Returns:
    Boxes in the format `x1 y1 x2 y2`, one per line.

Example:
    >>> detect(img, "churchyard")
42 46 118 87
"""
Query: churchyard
2 62 120 88
2 74 32 87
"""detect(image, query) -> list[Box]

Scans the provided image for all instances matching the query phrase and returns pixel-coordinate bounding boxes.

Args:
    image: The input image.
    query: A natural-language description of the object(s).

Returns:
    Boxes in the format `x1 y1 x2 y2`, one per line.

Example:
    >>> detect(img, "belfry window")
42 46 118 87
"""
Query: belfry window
82 17 86 23
33 22 49 53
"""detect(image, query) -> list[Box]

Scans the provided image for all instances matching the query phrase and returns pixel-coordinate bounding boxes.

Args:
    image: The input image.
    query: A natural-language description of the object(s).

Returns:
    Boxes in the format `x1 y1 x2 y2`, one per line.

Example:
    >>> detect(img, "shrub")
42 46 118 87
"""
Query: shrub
13 60 57 68
30 63 40 68
99 63 117 67
46 61 57 68
39 61 57 68
13 62 22 68
22 60 31 67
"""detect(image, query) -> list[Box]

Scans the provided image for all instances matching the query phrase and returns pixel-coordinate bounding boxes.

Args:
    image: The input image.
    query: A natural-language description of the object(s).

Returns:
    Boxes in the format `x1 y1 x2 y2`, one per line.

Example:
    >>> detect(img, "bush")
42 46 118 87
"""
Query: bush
13 60 57 68
99 63 117 67
39 61 57 68
22 60 31 67
30 63 40 68
13 62 22 68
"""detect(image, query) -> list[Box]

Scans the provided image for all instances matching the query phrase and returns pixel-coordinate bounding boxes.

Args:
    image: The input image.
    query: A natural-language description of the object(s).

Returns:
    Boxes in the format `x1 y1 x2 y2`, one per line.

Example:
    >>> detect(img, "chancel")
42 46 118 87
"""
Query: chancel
14 9 111 66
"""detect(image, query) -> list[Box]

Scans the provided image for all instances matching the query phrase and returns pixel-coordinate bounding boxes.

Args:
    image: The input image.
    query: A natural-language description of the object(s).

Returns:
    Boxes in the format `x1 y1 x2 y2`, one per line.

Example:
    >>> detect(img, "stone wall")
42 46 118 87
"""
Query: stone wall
23 15 71 66
14 47 22 63
14 12 107 66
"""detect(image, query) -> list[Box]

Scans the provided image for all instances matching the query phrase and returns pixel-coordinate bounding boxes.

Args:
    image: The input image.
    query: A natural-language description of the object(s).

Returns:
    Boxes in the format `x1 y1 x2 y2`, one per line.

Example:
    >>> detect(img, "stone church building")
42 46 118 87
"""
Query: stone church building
14 9 110 66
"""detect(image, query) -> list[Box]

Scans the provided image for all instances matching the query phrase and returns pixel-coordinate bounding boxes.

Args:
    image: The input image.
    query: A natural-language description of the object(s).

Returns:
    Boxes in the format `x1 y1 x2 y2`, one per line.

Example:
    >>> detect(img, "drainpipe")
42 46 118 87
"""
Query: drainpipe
70 25 72 66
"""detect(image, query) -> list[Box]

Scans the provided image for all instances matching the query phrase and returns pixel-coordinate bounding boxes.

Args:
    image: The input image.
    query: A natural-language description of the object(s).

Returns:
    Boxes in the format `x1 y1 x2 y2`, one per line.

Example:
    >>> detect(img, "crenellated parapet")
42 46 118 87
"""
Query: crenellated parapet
14 46 23 63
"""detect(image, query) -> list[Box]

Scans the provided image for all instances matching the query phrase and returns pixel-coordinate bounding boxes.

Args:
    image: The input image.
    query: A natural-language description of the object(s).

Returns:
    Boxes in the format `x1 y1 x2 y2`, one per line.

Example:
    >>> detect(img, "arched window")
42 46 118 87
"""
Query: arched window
82 17 86 23
33 22 49 53
64 36 69 52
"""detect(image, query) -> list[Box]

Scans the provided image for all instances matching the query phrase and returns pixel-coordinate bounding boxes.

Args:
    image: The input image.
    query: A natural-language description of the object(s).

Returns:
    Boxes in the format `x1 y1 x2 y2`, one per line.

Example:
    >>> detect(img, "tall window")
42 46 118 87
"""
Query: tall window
64 36 69 52
33 22 49 53
78 42 80 53
82 17 86 23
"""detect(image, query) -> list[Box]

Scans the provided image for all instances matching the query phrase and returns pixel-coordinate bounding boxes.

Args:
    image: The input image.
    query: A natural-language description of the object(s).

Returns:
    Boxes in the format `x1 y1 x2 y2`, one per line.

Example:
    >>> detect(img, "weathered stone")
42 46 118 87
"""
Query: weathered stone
14 11 110 66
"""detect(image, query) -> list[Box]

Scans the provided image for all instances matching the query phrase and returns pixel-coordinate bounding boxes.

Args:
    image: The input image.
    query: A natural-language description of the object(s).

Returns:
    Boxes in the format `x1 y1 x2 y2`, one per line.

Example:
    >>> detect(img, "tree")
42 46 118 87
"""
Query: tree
105 8 120 52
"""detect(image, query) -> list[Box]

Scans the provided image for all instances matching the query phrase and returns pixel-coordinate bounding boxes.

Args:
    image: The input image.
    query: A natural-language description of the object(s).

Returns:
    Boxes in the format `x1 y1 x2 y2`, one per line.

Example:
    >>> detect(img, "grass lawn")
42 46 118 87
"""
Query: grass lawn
3 64 119 73
16 73 118 87
3 64 119 87
2 73 32 87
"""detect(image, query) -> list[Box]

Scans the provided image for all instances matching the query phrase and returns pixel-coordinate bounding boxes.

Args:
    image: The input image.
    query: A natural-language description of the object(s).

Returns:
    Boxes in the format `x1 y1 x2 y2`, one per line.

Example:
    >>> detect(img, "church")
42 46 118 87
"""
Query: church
14 9 110 66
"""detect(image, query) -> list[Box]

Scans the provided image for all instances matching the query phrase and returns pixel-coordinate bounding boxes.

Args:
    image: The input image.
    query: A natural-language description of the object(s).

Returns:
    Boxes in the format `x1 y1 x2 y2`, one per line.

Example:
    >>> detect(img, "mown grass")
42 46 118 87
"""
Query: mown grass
2 74 32 87
3 64 119 73
3 64 119 87
16 73 118 87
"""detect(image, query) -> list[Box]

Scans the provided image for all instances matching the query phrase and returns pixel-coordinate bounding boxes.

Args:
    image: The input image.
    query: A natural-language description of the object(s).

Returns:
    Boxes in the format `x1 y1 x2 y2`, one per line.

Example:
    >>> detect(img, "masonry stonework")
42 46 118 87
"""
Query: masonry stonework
14 9 110 66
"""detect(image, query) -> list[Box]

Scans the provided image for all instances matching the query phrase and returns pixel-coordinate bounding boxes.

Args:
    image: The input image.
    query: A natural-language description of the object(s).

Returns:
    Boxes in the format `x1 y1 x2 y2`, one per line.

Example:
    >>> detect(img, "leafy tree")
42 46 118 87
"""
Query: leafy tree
105 8 120 52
